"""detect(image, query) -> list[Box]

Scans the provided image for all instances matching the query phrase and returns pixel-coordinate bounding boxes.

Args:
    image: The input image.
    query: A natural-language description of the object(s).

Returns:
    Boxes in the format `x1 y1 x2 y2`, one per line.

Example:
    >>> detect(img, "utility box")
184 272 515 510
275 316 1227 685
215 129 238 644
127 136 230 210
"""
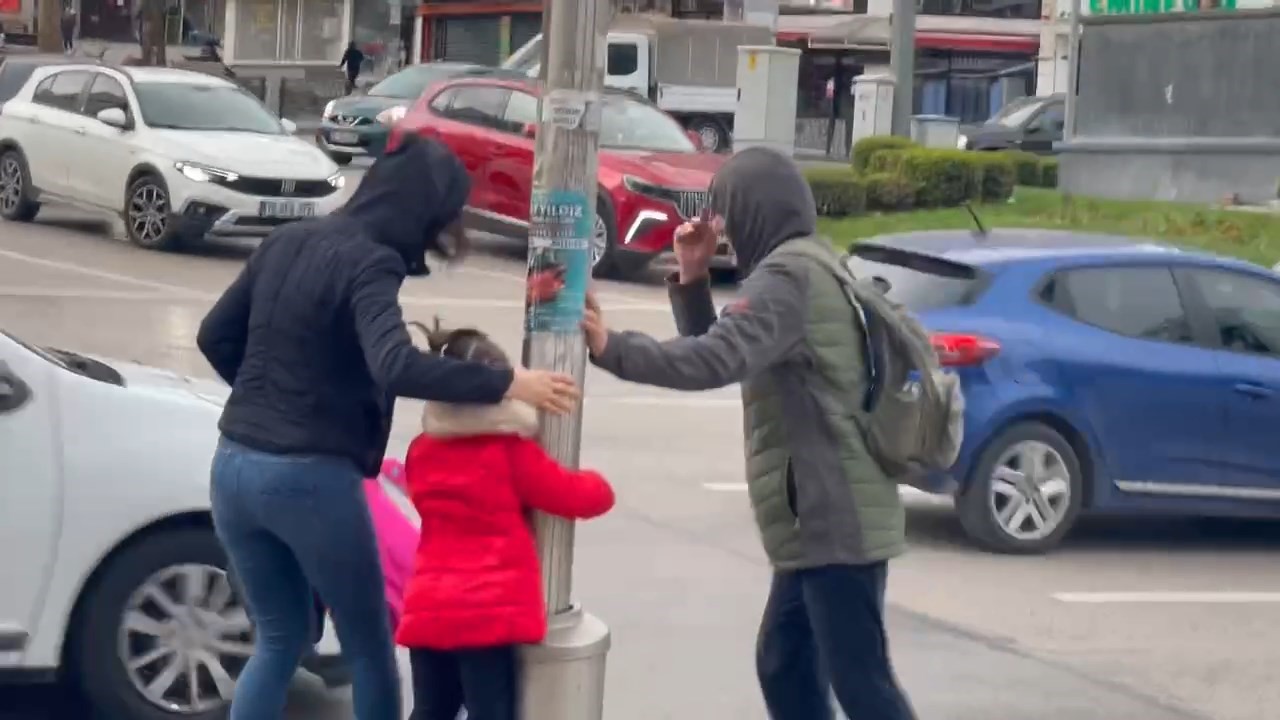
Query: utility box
850 74 894 146
910 114 960 149
732 45 801 155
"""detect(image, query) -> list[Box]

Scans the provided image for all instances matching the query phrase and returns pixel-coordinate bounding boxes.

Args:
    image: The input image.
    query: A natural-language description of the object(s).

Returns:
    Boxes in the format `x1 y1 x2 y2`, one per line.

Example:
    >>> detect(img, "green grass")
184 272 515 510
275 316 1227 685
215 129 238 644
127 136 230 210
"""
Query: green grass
816 187 1280 266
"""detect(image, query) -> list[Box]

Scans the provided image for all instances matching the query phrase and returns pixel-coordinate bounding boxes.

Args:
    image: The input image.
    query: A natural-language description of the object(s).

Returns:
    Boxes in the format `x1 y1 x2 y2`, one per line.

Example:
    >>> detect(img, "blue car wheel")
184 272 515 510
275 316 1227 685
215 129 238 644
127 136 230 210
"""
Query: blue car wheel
956 421 1085 554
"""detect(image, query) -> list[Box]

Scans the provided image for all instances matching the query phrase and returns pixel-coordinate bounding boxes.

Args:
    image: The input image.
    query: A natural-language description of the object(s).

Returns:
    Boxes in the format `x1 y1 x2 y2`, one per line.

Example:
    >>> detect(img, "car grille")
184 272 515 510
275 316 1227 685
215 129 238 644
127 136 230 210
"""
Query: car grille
216 176 337 198
330 114 372 127
672 190 708 220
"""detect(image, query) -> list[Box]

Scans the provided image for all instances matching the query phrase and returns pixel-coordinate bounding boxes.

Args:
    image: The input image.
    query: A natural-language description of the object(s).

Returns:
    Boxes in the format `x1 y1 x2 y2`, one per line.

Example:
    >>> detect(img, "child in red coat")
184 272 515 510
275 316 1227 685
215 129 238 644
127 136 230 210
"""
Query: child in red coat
397 321 615 720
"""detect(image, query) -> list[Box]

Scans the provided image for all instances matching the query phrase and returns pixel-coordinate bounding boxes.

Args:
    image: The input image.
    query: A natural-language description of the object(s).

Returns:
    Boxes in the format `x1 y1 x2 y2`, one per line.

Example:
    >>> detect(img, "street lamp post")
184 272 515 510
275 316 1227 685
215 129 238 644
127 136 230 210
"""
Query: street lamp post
517 0 612 715
1064 0 1083 139
889 0 917 137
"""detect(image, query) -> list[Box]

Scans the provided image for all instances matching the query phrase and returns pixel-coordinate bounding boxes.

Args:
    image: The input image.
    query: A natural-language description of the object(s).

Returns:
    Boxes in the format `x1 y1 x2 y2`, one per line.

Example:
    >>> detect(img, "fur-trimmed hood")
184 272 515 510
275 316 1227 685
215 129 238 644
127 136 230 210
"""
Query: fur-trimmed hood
421 400 539 439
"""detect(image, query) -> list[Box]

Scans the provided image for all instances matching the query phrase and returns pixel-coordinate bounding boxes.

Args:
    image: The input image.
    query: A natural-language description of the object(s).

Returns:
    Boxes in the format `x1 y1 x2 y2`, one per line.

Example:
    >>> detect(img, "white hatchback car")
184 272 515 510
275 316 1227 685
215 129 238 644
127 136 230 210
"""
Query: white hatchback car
0 65 346 250
0 330 347 719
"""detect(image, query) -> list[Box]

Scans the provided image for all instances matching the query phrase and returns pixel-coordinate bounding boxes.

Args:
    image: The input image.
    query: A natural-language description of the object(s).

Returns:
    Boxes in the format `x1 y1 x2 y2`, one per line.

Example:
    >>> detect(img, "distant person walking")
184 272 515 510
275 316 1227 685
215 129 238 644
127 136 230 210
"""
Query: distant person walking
60 8 76 52
340 41 365 94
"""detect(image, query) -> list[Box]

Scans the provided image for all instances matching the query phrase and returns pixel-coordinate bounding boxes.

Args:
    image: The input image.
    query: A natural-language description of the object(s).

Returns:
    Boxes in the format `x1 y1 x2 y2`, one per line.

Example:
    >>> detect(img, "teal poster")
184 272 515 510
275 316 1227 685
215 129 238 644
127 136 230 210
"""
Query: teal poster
525 188 591 333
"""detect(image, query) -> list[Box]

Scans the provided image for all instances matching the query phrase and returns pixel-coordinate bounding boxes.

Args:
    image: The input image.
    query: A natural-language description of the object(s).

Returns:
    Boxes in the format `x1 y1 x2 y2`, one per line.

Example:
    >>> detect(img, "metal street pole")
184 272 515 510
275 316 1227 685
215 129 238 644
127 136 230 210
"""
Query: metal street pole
1063 0 1083 139
889 0 916 137
517 0 612 714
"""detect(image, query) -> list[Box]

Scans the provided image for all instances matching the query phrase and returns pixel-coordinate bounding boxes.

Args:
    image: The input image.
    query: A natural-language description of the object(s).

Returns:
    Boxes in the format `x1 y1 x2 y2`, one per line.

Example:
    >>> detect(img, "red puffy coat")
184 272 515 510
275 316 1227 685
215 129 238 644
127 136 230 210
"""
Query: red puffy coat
395 400 615 650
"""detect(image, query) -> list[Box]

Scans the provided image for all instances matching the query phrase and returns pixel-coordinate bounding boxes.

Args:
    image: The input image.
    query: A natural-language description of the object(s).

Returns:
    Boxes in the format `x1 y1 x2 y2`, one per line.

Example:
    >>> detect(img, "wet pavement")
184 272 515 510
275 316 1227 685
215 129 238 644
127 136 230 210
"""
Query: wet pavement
0 193 1273 720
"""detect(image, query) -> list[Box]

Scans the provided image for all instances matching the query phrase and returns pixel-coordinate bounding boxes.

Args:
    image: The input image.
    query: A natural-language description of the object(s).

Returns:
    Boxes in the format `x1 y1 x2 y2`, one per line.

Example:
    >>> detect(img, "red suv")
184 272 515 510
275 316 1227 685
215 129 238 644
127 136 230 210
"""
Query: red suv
394 74 732 279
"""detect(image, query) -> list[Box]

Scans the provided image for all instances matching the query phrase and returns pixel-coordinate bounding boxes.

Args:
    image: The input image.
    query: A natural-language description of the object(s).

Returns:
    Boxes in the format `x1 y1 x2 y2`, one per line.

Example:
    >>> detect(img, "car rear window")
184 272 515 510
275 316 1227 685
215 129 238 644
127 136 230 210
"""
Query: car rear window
845 245 982 311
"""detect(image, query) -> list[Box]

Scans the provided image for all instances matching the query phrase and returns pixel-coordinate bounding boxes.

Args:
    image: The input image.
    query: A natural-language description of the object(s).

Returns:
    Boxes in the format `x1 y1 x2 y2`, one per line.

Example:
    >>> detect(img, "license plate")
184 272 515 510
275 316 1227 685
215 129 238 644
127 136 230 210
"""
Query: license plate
329 130 360 145
259 200 316 219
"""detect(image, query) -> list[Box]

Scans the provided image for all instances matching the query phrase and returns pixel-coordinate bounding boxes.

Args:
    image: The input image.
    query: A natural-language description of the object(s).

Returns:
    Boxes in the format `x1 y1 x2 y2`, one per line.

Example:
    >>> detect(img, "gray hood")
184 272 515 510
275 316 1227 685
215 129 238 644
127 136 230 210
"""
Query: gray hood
708 147 818 274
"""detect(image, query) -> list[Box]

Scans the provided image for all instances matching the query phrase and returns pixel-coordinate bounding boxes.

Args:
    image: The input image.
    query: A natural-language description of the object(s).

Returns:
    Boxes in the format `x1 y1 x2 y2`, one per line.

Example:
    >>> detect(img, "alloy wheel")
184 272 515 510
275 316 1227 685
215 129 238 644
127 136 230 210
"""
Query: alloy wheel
987 440 1072 542
589 213 609 268
128 183 169 246
117 564 253 714
0 156 23 215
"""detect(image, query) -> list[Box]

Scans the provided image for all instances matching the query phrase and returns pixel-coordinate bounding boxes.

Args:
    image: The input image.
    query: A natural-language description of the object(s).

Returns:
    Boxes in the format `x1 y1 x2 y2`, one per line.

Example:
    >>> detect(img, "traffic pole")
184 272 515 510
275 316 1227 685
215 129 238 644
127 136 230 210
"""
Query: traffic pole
517 0 612 714
889 0 916 138
1063 0 1082 139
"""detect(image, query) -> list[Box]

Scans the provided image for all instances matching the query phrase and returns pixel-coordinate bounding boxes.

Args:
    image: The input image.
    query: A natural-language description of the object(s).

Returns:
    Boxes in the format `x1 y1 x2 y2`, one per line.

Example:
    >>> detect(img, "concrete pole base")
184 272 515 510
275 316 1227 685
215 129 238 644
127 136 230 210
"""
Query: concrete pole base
519 604 611 720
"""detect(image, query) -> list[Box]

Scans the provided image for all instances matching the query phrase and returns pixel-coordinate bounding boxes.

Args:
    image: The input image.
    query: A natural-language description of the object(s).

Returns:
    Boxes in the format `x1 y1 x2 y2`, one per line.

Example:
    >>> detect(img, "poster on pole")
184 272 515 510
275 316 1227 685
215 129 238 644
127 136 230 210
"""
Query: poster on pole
525 188 591 333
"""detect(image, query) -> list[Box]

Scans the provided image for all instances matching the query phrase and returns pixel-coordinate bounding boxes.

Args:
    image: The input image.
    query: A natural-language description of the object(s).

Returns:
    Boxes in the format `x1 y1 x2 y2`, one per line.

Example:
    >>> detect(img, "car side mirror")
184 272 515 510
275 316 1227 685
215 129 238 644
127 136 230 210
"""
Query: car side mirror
521 122 537 139
280 118 298 134
96 107 130 130
686 129 704 151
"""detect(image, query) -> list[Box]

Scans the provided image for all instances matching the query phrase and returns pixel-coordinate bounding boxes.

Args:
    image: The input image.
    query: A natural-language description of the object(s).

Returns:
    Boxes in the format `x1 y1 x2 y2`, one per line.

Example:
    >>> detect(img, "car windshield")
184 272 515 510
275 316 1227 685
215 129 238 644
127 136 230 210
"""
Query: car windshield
846 246 982 311
134 82 283 134
598 96 695 153
368 66 464 99
989 96 1044 129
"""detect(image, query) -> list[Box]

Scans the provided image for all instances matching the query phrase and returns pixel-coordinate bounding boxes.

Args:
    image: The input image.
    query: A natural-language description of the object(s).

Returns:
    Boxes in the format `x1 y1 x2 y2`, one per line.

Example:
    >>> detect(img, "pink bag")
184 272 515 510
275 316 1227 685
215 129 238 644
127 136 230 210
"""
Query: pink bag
363 458 418 631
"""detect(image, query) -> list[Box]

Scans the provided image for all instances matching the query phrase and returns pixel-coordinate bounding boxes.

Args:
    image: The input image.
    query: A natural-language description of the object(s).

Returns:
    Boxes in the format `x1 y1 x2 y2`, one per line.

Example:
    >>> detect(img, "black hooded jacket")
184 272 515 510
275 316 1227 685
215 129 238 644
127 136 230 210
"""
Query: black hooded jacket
197 135 513 476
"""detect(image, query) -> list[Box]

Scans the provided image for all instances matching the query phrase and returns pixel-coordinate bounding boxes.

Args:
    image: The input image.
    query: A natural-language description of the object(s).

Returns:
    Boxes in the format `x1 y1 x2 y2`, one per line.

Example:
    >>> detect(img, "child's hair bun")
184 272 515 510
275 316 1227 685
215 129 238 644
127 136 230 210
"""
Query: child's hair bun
407 317 454 354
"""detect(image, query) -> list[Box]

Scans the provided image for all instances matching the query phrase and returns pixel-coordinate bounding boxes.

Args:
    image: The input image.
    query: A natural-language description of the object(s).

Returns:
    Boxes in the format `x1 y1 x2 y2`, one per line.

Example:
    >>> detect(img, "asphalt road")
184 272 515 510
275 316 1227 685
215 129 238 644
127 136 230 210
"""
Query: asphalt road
2 179 1277 719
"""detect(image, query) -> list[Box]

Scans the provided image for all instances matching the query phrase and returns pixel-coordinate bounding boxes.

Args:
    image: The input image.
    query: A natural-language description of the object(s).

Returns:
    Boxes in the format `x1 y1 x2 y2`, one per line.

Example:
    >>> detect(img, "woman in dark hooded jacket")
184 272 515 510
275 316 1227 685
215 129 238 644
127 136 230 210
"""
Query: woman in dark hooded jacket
196 134 577 720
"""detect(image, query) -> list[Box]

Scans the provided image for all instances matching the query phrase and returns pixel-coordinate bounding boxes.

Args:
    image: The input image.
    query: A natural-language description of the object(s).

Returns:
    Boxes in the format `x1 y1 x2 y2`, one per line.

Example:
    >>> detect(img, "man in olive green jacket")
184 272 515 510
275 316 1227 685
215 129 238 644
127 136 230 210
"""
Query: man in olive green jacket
583 147 916 720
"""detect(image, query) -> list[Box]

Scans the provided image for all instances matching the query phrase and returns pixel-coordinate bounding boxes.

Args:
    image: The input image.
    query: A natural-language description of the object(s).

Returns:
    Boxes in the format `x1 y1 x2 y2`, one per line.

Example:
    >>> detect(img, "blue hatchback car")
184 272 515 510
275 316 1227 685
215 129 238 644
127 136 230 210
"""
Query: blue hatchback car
845 229 1280 553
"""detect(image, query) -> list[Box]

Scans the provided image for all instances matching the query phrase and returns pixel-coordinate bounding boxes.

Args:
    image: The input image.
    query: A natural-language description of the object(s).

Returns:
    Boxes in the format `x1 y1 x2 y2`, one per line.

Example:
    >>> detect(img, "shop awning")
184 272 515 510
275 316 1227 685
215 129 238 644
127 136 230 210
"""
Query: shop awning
777 12 1040 53
799 16 892 47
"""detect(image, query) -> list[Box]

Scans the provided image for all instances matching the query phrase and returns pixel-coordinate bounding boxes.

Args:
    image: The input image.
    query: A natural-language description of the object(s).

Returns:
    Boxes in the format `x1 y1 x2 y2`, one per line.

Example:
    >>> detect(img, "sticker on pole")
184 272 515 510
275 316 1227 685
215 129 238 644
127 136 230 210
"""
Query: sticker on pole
542 89 592 130
525 188 592 333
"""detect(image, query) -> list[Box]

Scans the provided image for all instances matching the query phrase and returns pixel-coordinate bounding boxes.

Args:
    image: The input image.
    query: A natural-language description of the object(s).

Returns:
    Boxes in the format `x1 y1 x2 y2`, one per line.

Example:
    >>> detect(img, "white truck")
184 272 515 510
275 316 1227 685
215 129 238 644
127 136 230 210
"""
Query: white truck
502 15 774 152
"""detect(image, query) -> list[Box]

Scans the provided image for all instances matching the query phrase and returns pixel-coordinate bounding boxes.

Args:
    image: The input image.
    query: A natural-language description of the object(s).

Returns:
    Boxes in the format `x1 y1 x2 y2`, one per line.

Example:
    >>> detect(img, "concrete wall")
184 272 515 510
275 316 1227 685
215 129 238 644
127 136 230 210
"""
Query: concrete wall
1059 10 1280 203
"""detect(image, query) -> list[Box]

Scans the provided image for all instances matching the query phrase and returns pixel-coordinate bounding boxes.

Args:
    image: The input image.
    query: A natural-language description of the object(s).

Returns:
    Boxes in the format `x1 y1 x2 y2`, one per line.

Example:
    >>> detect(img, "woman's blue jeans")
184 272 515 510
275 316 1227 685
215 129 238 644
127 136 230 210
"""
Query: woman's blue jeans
211 437 400 720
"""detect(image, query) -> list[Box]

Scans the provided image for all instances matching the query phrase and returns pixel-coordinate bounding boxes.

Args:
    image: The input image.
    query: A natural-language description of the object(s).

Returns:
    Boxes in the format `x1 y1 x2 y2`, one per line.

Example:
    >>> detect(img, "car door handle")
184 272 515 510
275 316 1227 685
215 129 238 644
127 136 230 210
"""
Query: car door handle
73 127 86 135
1233 382 1274 399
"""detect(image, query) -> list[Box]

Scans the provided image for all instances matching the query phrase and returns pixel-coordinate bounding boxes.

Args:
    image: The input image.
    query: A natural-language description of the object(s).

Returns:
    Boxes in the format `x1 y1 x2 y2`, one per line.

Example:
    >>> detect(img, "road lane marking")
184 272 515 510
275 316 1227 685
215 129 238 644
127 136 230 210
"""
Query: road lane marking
0 248 210 297
701 482 950 504
595 395 740 407
1053 591 1280 604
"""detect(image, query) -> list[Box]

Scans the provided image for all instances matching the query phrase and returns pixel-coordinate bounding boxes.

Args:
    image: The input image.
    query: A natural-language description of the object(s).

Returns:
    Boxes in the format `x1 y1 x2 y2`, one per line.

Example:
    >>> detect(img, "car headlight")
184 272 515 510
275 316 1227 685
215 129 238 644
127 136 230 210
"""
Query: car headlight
323 99 337 120
327 172 346 189
956 134 969 150
174 161 238 183
375 105 408 125
623 175 667 198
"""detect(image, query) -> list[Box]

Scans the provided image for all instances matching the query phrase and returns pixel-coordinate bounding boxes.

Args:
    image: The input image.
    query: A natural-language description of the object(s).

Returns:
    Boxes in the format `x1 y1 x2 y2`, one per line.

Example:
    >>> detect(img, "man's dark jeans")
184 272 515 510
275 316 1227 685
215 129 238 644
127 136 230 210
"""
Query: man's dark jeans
757 562 917 720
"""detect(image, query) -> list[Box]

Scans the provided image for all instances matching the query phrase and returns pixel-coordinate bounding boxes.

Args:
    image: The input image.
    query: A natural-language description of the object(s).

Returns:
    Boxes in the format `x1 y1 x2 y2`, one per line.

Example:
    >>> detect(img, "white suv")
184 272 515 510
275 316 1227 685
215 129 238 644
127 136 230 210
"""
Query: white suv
0 64 346 250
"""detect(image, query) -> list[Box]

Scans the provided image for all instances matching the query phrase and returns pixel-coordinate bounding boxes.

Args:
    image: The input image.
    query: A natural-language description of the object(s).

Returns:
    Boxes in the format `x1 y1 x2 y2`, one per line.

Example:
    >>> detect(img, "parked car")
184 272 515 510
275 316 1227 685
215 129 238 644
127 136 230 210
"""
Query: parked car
394 74 731 279
317 61 481 166
0 330 348 720
847 229 1280 553
957 93 1065 155
0 64 345 250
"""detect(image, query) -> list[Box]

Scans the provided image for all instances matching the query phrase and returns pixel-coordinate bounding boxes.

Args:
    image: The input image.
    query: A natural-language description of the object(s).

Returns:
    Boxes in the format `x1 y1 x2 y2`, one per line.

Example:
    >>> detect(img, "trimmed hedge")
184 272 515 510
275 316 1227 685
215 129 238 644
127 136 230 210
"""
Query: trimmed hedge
968 153 1016 202
864 172 918 212
895 148 982 207
803 167 866 217
1039 158 1059 188
851 136 915 173
1005 150 1042 187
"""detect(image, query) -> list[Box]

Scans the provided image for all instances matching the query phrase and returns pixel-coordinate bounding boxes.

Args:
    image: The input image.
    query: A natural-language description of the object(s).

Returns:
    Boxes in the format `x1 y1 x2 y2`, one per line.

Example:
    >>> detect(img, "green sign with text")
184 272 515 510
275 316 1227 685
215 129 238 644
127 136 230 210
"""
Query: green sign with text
1088 0 1236 13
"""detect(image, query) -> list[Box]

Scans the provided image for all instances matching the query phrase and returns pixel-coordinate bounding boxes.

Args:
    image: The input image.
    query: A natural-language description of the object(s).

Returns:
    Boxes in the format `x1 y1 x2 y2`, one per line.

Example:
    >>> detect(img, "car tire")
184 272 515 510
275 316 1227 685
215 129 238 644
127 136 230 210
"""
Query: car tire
0 148 41 222
956 421 1084 554
68 527 255 720
687 117 729 153
124 174 185 251
328 151 353 166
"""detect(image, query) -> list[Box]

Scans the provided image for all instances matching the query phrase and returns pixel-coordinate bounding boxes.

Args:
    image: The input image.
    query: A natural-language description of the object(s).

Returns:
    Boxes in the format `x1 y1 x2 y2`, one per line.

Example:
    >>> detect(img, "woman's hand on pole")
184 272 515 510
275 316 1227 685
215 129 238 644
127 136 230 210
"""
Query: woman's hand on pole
506 367 579 415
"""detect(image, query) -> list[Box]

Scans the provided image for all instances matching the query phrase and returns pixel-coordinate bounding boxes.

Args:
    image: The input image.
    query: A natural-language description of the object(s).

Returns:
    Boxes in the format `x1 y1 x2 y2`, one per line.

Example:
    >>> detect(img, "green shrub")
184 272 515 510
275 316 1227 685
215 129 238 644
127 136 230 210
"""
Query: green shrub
896 148 983 207
1005 150 1042 186
1039 158 1059 188
969 153 1017 202
851 136 916 173
803 167 867 217
867 148 909 175
863 172 918 212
